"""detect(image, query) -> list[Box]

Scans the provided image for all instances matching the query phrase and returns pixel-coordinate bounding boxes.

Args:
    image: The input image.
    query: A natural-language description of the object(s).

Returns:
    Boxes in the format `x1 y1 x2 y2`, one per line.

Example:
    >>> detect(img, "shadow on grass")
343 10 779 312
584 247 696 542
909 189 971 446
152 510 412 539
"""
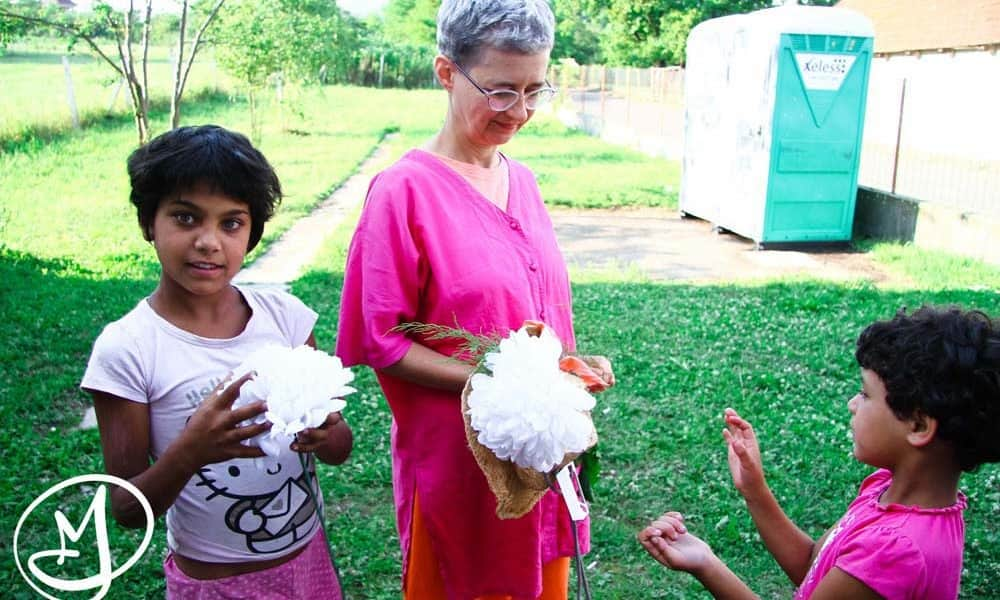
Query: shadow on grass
295 270 1000 599
4 260 998 598
0 247 165 597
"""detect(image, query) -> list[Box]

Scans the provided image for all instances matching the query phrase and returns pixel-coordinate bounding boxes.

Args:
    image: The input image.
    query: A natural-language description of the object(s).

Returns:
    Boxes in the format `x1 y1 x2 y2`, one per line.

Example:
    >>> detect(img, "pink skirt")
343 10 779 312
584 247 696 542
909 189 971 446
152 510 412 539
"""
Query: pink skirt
164 529 342 599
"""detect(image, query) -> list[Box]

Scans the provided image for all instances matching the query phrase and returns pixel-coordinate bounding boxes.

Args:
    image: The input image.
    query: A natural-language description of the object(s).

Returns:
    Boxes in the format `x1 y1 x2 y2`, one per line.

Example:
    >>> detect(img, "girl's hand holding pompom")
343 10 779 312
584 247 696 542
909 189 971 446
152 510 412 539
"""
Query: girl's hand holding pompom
177 373 270 471
292 411 353 465
230 344 356 470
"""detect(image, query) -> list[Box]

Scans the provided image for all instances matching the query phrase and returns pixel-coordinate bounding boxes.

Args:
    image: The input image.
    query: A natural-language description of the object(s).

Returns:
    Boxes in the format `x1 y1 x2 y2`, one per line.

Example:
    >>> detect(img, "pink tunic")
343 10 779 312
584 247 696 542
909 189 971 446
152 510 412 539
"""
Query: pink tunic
336 149 588 599
795 469 966 599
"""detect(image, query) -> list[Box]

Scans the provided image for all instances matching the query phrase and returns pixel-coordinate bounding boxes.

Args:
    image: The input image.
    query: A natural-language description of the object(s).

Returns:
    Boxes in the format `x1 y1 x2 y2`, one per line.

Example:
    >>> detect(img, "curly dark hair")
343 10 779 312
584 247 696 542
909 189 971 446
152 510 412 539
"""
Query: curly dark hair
126 125 282 252
855 306 1000 471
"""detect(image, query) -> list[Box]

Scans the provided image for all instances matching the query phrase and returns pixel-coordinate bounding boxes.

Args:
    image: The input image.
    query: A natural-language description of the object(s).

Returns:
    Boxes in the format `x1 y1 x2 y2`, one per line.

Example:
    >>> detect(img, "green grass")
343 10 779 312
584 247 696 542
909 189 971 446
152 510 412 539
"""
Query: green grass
508 115 679 208
0 85 446 277
2 70 999 598
0 81 445 598
0 38 231 145
294 230 1000 598
372 111 680 210
860 240 1000 291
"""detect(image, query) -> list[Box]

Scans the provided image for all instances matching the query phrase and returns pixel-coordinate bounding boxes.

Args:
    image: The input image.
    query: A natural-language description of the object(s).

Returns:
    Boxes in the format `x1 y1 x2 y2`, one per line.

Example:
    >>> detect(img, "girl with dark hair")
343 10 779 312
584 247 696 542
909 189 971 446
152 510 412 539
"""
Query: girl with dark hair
639 306 1000 599
82 125 353 599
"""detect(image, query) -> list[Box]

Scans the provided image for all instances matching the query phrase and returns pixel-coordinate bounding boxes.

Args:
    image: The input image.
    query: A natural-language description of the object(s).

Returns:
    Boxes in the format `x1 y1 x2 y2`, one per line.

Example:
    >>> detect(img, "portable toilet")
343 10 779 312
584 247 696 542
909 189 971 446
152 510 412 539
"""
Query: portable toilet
680 3 874 247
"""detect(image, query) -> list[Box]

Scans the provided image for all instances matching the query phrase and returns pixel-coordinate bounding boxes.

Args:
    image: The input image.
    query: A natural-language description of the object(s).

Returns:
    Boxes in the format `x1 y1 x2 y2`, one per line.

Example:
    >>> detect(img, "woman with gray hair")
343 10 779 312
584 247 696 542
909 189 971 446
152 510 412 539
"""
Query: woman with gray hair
337 1 613 598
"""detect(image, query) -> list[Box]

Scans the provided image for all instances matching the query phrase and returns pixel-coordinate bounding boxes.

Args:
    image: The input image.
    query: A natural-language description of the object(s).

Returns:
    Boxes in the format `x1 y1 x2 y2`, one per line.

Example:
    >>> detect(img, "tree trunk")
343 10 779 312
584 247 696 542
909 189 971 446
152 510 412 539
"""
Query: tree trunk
248 88 260 143
171 0 226 130
170 0 189 129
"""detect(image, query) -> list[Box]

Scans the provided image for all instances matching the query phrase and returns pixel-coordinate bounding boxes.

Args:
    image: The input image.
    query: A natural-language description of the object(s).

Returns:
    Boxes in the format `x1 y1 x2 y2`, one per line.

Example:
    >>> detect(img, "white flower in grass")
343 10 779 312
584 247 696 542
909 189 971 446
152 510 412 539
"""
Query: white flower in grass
467 325 596 473
232 345 355 469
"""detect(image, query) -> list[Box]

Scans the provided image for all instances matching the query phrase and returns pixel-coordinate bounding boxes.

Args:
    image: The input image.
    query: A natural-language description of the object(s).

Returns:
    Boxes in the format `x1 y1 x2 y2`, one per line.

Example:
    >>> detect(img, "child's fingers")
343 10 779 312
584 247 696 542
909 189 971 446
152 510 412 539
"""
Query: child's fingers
637 525 661 543
723 428 739 449
644 537 675 567
650 517 687 539
725 430 749 459
229 400 268 424
232 421 271 442
210 372 253 407
291 429 325 452
724 410 754 436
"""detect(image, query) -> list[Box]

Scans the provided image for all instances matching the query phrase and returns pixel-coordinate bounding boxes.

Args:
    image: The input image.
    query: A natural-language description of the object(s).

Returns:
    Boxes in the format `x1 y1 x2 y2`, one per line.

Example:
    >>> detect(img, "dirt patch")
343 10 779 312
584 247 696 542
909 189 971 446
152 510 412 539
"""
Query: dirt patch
550 207 908 286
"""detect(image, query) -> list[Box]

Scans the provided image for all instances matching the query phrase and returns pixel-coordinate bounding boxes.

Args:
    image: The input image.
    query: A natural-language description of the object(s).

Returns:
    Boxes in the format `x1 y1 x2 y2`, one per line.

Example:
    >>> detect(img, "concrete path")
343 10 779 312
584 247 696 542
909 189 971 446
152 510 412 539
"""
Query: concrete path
232 139 394 290
552 207 900 284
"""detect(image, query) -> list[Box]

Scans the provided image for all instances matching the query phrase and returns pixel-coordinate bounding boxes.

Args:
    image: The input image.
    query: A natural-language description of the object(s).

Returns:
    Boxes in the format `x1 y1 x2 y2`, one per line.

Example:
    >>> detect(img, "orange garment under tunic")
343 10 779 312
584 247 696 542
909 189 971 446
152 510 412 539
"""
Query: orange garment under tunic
405 491 571 600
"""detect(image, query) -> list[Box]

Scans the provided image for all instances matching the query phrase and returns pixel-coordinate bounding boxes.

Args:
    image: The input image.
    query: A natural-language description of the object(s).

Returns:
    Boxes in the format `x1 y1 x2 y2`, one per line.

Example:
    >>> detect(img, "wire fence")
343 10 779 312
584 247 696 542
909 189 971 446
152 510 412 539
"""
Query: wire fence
550 59 1000 217
550 63 686 160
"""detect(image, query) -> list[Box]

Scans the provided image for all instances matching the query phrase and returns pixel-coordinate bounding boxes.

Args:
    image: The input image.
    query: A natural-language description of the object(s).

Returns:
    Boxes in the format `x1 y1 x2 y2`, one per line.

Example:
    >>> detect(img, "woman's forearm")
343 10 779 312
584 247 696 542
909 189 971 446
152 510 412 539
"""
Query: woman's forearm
379 342 475 393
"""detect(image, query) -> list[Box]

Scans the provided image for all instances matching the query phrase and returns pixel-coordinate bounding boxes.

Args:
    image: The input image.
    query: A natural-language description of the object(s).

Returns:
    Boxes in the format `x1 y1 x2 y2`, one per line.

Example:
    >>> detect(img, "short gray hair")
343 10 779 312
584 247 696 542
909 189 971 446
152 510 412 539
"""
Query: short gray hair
437 0 555 67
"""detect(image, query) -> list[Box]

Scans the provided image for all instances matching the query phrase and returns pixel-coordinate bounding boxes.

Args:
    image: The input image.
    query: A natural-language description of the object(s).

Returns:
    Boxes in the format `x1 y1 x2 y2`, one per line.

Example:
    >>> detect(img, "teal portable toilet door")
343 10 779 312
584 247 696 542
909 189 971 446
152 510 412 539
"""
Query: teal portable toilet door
763 33 873 242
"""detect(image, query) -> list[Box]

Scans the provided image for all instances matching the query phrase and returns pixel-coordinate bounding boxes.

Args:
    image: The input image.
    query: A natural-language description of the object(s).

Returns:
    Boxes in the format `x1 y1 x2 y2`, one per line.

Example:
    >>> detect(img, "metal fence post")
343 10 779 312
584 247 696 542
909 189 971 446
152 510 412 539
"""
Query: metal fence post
600 65 606 130
62 56 80 130
890 77 907 194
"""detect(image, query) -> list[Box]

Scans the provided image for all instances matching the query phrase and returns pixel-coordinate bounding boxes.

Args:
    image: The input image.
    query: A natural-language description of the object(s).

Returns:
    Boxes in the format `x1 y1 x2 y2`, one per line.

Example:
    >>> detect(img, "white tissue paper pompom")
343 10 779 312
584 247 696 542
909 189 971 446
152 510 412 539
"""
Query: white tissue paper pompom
231 344 355 469
467 325 596 473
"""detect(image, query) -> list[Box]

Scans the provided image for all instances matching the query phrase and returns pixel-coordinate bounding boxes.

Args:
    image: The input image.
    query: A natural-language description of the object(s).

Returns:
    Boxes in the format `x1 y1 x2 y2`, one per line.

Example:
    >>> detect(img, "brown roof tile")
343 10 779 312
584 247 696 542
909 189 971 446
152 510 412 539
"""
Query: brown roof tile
836 0 1000 53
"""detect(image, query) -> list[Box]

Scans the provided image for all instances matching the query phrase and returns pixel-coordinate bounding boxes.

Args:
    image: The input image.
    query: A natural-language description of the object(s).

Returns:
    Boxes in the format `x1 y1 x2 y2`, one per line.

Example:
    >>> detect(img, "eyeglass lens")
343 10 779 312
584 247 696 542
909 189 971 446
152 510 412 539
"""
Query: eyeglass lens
487 88 556 111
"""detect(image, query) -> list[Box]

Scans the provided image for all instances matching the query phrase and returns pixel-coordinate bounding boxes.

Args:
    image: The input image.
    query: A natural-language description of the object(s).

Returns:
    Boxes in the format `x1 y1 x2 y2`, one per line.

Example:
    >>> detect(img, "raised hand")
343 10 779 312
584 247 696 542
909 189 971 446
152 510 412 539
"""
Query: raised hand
723 408 766 497
638 512 714 573
175 373 269 472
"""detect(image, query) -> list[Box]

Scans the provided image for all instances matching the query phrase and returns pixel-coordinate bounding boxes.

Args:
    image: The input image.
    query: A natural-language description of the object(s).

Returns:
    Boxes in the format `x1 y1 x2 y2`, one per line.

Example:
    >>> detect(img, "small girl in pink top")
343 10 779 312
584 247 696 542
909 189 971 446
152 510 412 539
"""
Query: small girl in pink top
638 306 1000 599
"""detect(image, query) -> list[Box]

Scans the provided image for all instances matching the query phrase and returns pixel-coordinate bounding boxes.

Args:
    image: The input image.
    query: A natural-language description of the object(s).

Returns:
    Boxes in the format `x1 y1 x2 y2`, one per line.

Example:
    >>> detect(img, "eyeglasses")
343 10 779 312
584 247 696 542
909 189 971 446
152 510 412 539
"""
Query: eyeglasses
451 61 557 112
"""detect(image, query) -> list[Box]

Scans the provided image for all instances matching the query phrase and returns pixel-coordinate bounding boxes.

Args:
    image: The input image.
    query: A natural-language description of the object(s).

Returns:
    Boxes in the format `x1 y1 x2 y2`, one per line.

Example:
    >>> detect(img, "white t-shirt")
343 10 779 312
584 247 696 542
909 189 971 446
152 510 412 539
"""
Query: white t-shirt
81 286 323 563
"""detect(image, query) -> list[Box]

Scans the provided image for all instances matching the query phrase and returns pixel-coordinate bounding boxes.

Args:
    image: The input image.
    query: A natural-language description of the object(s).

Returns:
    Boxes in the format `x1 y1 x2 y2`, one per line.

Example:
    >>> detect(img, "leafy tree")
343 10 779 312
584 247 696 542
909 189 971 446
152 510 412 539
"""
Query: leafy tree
0 4 29 50
382 0 438 49
0 0 225 143
561 0 837 67
213 0 359 139
1 1 67 47
552 0 606 64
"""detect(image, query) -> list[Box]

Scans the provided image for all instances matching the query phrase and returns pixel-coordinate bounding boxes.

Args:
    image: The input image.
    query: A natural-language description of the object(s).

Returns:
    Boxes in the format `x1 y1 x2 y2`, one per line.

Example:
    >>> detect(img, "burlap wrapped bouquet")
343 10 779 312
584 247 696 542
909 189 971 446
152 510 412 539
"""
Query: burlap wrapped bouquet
461 321 602 519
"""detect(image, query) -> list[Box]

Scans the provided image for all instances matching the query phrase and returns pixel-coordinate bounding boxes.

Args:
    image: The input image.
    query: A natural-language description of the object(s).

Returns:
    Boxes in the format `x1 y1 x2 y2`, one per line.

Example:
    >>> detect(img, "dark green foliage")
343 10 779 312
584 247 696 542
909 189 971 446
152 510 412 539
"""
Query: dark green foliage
382 0 439 49
553 0 839 67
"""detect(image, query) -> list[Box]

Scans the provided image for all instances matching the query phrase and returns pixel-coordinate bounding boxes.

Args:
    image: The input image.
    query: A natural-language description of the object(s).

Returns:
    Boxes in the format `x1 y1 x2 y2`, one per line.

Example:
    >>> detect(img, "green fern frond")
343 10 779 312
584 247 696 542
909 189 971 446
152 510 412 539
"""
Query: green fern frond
392 321 503 367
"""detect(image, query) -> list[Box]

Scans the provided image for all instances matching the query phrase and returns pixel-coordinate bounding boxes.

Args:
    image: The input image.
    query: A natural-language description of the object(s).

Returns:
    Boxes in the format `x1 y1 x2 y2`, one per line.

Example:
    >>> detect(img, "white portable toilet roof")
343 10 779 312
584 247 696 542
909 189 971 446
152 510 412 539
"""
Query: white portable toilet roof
689 3 874 40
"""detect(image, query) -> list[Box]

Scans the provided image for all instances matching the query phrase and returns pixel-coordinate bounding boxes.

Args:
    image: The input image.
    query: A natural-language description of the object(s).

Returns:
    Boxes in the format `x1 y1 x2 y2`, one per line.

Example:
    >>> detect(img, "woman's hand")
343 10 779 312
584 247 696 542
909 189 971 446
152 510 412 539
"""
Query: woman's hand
175 373 269 472
294 411 353 465
581 354 615 390
638 512 714 574
723 408 767 499
559 354 616 392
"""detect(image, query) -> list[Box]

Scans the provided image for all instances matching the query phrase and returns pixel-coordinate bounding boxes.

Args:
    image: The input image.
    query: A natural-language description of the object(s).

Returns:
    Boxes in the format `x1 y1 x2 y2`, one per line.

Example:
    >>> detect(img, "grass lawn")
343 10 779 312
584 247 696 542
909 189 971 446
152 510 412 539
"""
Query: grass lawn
293 220 1000 599
1 71 998 597
0 39 232 147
